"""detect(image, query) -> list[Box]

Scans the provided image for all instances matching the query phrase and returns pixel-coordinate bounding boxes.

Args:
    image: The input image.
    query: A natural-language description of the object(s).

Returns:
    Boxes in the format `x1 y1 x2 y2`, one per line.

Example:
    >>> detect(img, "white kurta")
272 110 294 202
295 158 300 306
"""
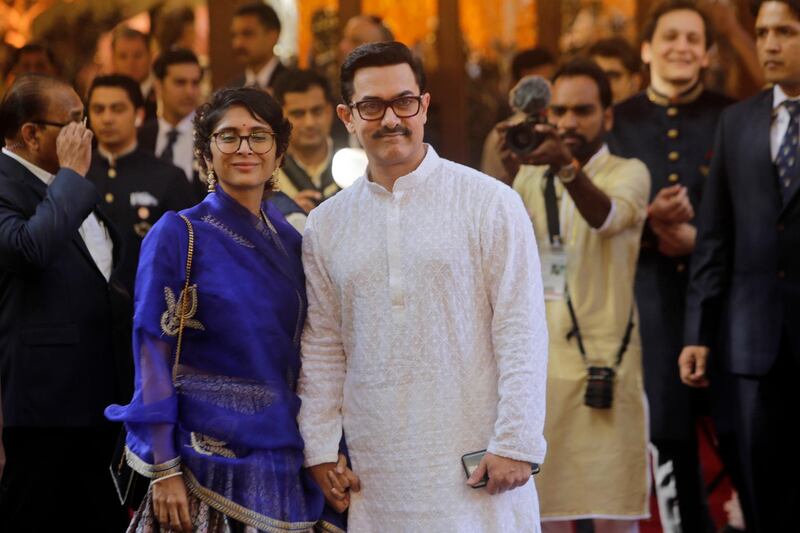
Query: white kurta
297 146 549 532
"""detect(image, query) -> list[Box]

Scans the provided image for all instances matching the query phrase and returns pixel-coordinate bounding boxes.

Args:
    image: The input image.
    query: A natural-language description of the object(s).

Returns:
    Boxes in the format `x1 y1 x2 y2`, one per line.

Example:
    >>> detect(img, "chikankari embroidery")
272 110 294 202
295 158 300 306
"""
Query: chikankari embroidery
160 285 205 336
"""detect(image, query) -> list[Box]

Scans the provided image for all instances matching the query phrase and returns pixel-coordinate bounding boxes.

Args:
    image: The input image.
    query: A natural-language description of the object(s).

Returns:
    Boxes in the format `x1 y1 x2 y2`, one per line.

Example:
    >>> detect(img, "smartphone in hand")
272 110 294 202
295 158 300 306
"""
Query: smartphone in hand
461 450 541 489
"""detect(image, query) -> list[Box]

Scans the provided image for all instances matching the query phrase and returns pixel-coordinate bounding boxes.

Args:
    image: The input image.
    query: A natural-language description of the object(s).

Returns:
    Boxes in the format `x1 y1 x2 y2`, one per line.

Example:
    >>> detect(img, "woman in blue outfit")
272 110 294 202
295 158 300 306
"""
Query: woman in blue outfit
106 87 345 533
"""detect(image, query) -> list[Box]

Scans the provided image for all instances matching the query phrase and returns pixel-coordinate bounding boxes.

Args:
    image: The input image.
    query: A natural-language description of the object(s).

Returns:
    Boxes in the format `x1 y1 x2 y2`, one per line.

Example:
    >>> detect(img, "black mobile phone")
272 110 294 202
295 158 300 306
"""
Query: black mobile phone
461 450 541 489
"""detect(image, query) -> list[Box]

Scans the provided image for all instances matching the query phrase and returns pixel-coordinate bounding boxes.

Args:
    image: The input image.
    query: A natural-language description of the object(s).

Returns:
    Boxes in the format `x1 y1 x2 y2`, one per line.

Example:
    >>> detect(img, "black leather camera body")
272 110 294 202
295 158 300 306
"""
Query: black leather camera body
584 366 615 409
505 114 548 155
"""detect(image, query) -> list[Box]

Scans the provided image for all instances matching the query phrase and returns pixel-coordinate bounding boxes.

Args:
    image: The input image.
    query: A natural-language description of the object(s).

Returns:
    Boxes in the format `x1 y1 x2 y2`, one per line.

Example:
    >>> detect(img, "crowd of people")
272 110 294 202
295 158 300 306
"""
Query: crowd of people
0 1 798 532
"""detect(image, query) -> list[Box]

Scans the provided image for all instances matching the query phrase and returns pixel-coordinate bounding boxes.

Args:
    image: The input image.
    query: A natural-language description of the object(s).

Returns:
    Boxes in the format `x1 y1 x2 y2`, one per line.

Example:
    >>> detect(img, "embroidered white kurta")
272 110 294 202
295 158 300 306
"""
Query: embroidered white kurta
297 146 548 532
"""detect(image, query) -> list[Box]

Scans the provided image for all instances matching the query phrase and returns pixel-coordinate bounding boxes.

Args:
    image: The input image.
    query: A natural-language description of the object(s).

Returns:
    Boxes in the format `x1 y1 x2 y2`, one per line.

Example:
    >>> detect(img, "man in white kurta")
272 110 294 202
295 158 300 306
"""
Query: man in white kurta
297 42 548 532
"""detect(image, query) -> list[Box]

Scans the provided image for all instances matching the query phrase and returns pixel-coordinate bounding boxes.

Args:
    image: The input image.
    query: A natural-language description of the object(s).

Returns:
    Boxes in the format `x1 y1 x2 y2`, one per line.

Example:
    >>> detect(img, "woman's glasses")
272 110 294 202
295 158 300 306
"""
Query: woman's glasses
212 131 276 154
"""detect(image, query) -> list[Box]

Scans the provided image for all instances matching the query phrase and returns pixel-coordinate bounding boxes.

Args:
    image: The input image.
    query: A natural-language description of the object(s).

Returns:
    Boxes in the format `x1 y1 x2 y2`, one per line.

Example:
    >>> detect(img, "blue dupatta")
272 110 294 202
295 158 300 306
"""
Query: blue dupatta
106 188 344 532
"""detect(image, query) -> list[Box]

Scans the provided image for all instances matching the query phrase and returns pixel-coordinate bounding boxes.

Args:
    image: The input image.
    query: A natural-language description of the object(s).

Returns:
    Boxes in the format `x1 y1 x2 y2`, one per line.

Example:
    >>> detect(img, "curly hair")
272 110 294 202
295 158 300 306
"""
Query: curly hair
193 87 291 193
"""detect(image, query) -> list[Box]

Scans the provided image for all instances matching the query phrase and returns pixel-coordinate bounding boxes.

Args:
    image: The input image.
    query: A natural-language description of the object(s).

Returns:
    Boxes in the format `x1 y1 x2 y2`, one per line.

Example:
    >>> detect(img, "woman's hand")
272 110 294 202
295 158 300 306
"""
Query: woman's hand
308 454 361 513
152 475 193 532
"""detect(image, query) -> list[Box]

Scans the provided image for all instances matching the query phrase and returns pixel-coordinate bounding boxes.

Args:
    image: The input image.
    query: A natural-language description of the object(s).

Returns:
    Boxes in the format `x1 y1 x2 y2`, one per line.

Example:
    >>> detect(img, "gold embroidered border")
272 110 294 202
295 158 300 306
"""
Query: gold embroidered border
182 468 318 533
125 446 182 479
316 520 346 533
646 83 704 106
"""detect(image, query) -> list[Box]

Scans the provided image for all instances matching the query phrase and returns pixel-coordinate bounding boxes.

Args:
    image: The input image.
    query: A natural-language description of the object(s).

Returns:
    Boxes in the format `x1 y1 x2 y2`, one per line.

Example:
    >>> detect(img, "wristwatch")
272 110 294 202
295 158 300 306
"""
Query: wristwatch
555 158 581 184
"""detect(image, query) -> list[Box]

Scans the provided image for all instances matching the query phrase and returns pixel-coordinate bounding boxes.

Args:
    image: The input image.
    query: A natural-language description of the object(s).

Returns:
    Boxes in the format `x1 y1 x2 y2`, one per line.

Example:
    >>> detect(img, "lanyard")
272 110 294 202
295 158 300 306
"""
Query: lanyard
542 171 634 368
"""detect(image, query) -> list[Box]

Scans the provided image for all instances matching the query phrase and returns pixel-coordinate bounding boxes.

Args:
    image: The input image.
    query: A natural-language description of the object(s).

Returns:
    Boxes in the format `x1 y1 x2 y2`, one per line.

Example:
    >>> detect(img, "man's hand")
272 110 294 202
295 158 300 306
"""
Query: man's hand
294 190 322 214
152 474 193 533
494 121 522 182
56 121 93 177
649 185 694 224
678 345 711 388
650 221 697 257
466 452 532 495
524 124 573 170
308 454 360 513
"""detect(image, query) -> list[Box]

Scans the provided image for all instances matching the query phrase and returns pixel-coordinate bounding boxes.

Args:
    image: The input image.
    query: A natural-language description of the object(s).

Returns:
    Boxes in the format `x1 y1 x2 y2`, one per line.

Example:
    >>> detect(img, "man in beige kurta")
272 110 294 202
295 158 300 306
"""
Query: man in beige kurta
509 59 651 532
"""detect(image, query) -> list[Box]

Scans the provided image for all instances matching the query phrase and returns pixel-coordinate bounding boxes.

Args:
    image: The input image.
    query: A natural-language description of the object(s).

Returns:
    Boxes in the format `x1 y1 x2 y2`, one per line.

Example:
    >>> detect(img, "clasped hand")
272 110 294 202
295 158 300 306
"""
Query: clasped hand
309 454 361 513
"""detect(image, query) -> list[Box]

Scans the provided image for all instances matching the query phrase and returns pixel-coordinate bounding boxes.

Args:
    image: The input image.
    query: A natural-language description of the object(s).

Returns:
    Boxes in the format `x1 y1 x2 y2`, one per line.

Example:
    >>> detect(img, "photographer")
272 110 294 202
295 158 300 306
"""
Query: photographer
510 59 651 533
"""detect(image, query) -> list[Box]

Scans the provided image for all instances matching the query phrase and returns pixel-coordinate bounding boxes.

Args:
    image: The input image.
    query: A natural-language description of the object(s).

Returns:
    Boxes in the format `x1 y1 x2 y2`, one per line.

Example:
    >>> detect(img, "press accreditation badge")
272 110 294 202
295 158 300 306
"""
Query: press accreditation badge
541 245 567 301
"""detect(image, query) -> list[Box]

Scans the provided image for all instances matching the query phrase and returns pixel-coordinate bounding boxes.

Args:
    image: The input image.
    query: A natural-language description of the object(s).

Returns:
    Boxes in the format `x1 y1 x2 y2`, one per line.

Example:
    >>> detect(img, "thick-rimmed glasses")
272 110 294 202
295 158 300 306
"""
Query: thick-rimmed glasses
349 95 423 121
31 116 86 129
211 131 276 154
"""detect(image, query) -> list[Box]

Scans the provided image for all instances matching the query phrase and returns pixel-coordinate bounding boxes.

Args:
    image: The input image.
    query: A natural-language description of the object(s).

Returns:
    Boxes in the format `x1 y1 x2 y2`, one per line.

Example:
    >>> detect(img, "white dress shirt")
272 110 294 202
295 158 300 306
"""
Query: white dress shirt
2 148 113 281
244 56 280 88
770 84 800 161
156 113 196 182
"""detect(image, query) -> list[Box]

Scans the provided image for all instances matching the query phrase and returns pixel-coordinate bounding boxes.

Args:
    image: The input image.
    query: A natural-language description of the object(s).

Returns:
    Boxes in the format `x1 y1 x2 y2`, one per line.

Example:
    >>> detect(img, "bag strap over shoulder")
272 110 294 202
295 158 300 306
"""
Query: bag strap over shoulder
173 214 195 381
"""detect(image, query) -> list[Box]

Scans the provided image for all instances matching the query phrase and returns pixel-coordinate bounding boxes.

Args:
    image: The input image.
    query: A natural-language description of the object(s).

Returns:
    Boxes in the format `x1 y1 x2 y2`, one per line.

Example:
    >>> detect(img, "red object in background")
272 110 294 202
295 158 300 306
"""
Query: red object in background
640 419 733 533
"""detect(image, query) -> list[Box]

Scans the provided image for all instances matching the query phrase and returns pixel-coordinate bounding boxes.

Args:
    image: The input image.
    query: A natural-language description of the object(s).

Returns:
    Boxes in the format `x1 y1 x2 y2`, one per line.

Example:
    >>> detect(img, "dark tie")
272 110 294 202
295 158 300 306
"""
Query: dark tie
776 100 800 201
543 171 561 246
160 129 180 164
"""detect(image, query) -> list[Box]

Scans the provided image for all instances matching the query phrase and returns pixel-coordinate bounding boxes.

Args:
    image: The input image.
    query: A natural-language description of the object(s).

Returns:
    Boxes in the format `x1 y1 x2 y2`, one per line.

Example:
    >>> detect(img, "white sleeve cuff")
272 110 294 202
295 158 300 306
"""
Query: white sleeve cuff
592 199 617 234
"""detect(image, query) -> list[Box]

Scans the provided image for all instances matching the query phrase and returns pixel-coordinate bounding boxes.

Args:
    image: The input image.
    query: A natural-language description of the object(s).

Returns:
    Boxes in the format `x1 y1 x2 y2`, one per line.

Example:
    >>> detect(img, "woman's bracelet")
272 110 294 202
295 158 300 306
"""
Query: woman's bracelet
150 471 183 485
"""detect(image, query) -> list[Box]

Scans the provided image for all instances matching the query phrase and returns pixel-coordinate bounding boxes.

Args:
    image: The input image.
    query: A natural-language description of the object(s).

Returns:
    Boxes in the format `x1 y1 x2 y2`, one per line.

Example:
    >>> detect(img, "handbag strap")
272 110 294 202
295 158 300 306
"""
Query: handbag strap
172 214 195 381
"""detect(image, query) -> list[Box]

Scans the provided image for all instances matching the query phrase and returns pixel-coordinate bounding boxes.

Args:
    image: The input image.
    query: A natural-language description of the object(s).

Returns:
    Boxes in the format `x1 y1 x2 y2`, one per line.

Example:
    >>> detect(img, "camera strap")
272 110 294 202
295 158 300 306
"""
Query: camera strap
542 170 635 369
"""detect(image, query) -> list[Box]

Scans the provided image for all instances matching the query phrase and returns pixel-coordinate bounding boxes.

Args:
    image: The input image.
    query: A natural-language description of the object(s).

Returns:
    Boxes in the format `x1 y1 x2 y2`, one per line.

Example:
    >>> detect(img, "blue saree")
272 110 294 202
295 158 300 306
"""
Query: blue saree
106 187 344 532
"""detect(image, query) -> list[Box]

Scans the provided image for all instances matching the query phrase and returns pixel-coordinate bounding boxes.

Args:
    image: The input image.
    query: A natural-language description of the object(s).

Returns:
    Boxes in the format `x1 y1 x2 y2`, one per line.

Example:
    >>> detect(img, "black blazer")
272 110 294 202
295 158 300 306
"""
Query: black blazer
685 89 800 375
138 119 207 202
229 61 287 90
0 153 132 427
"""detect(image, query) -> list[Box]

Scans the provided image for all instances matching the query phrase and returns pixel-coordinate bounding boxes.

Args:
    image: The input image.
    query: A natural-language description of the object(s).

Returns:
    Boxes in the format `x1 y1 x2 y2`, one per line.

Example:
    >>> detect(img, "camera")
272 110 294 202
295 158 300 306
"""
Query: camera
505 114 548 155
584 366 615 409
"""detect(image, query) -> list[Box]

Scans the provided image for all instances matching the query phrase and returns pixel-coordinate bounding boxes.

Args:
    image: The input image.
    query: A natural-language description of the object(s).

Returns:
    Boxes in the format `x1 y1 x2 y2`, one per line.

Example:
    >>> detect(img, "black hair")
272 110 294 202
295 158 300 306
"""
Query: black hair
11 44 58 72
0 74 71 140
111 26 149 51
511 47 556 82
751 0 800 18
155 6 196 52
362 15 394 41
272 68 334 105
340 41 426 104
234 1 281 33
588 37 641 75
152 48 201 80
552 58 613 109
641 0 715 50
193 87 291 181
87 74 144 109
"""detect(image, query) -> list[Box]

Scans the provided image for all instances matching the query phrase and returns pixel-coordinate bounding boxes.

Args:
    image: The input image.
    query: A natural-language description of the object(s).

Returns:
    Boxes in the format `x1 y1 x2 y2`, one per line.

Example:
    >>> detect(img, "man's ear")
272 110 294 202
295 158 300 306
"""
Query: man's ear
337 104 354 132
19 123 40 150
641 41 652 66
420 92 431 125
603 106 614 132
134 108 145 128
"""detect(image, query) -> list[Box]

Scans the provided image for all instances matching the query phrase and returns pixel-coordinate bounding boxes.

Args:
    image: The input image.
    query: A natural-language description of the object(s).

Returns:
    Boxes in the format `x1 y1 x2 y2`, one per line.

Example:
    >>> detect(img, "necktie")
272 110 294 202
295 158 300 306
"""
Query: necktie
776 100 800 201
160 128 180 164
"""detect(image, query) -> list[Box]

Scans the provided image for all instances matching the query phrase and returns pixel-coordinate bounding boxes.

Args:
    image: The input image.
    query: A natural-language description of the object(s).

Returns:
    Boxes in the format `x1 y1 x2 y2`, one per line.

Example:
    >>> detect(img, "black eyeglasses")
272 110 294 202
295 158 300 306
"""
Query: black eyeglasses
349 95 424 121
31 116 85 129
211 131 276 155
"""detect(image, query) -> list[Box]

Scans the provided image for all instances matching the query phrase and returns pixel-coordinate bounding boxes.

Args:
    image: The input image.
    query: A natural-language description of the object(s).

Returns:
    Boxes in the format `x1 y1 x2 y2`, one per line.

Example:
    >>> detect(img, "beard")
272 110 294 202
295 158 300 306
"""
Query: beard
561 131 604 163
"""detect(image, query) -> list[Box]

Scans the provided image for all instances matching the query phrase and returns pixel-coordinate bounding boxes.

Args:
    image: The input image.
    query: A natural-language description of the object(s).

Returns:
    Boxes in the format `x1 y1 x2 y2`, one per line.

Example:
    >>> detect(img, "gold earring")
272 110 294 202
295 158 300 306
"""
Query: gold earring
207 169 216 192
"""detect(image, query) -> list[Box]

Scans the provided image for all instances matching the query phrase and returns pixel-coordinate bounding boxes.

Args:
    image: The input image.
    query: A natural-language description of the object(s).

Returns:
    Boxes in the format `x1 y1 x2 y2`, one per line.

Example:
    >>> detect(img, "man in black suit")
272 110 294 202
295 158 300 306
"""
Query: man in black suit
87 74 194 294
111 26 157 123
680 1 800 531
230 2 285 90
0 74 130 531
138 48 205 202
609 3 736 532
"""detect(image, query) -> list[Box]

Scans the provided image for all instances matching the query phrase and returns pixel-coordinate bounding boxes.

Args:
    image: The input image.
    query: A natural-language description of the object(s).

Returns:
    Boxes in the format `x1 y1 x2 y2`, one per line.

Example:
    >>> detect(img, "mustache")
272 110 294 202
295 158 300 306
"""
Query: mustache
561 132 587 144
372 125 411 139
